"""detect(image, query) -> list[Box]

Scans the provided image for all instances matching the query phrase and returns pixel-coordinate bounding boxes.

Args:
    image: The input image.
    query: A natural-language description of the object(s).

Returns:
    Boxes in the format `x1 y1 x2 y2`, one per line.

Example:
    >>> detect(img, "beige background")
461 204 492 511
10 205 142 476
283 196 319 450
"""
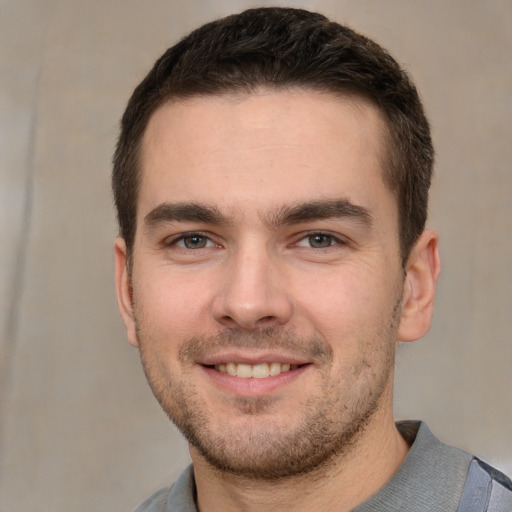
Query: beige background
1 1 511 510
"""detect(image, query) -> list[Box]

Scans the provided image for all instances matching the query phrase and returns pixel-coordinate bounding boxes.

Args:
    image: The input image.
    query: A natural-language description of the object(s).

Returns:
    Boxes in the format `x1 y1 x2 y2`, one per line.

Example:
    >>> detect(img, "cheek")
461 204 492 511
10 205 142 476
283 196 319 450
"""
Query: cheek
294 265 378 320
292 264 397 350
134 267 214 341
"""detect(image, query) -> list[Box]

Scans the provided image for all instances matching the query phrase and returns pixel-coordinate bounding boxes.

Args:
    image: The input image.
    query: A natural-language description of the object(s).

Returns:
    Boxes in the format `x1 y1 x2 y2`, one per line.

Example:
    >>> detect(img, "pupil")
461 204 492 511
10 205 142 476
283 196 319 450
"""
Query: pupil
185 236 206 249
310 235 331 248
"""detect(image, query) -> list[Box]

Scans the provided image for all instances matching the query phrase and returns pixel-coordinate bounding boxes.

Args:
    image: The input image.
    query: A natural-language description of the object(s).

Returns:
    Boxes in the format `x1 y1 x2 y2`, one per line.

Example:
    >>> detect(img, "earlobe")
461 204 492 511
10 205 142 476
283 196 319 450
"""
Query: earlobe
114 237 139 347
397 230 441 342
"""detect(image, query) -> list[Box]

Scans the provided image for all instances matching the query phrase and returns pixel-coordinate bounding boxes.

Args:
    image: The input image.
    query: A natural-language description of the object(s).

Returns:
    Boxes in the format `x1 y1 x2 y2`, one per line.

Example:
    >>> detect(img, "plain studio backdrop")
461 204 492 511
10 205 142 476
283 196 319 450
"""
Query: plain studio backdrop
0 1 511 510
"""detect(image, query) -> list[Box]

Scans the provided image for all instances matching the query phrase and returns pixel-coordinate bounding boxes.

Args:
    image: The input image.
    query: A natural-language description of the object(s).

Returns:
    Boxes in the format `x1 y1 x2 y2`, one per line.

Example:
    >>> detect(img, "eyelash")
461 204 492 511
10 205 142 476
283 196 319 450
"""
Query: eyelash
294 231 347 249
164 232 219 250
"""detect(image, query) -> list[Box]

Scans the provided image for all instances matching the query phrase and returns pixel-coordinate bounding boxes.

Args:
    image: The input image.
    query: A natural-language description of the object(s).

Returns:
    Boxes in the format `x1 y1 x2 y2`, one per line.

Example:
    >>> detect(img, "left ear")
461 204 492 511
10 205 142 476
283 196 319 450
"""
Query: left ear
397 229 441 342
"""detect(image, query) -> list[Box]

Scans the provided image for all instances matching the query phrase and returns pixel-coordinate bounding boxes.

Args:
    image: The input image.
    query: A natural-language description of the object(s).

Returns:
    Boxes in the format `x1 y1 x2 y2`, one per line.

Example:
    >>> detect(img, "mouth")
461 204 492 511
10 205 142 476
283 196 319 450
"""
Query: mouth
199 358 311 396
212 362 300 379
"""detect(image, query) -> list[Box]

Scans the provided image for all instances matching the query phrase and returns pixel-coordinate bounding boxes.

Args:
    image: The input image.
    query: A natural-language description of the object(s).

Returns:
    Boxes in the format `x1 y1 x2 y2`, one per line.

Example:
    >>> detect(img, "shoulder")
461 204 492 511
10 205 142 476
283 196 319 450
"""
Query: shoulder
400 421 512 511
457 457 512 511
133 465 197 512
134 486 173 512
355 421 508 512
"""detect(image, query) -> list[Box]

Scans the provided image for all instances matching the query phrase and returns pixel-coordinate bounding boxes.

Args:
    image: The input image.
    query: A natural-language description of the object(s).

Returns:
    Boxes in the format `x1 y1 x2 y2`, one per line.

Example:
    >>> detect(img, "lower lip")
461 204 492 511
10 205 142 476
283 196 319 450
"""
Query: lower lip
200 365 310 397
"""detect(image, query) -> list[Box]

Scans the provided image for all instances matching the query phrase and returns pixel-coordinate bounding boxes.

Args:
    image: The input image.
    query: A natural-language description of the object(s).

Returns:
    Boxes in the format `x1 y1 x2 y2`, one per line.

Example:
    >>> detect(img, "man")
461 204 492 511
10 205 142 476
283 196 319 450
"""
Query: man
112 7 512 512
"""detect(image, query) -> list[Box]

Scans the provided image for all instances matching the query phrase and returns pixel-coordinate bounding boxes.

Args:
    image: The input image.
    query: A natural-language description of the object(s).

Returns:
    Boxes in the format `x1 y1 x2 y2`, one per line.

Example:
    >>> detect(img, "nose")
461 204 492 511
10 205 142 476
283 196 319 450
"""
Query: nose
212 244 293 331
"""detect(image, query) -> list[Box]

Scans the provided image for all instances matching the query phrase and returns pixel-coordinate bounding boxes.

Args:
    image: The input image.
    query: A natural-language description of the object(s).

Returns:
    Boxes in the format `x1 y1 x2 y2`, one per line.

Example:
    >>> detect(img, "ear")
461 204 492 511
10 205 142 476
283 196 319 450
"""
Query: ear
397 229 441 342
114 237 139 347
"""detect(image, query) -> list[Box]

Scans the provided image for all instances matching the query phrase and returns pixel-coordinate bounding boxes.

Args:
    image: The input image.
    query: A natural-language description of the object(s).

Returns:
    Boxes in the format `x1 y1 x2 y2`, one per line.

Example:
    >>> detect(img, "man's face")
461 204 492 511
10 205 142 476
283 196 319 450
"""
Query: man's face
117 90 409 478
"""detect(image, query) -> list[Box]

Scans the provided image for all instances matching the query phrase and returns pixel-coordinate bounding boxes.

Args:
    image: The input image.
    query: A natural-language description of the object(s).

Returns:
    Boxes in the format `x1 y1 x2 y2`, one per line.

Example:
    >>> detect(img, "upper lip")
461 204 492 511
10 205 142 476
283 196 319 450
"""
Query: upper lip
197 351 311 367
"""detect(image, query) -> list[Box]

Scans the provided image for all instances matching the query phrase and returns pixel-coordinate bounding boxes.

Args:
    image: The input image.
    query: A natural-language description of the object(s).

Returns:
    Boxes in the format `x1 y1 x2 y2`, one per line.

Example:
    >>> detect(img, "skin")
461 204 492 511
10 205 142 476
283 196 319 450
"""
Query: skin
115 89 441 511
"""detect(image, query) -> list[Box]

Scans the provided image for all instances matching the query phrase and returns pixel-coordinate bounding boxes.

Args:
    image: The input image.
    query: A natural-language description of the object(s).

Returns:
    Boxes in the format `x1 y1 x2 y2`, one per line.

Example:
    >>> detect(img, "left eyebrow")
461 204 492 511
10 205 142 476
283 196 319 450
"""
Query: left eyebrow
268 199 373 228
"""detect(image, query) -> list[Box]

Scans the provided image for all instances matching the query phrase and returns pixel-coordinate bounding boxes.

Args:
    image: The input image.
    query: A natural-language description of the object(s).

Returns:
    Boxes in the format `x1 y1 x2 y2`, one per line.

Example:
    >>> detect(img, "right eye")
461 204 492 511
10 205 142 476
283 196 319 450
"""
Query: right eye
173 234 215 249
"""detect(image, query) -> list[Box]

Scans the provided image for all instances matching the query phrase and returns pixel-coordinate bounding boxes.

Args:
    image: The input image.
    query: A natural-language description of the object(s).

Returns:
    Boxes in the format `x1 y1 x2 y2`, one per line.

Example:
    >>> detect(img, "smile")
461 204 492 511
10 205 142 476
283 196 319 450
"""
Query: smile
214 362 299 378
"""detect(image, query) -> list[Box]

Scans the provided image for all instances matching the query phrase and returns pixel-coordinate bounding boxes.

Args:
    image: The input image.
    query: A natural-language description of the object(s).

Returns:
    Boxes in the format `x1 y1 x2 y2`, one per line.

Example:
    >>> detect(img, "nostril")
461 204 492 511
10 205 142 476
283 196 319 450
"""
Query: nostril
220 315 237 325
253 315 283 329
212 291 293 330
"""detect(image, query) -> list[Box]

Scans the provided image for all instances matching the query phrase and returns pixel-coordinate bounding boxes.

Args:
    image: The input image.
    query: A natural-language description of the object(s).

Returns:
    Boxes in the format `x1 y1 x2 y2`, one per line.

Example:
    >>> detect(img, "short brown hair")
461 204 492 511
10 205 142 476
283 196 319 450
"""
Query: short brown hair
113 7 433 264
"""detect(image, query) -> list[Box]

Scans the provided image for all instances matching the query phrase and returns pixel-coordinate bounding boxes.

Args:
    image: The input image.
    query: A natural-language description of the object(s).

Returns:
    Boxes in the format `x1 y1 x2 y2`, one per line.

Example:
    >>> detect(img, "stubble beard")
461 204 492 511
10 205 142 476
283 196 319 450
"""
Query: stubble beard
136 310 399 481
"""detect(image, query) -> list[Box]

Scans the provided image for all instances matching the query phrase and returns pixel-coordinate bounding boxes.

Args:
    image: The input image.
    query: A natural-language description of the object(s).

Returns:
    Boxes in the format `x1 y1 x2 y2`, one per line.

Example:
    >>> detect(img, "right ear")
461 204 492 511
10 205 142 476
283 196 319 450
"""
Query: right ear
114 238 139 347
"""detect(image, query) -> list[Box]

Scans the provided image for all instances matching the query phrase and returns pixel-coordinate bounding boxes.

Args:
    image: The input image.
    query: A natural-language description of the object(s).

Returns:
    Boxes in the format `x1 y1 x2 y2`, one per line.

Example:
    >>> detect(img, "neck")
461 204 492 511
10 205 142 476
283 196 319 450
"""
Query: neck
191 406 409 512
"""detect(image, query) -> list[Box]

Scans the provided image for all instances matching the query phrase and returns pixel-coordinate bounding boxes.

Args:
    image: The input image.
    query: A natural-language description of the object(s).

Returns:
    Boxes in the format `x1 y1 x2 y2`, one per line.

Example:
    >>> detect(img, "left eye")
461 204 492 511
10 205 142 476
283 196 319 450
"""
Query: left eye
176 235 214 249
296 234 339 248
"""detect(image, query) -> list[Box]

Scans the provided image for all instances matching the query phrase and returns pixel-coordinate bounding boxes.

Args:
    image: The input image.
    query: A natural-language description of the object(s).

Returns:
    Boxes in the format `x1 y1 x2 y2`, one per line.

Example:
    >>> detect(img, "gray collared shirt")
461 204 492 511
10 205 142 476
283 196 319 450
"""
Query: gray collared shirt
134 421 511 511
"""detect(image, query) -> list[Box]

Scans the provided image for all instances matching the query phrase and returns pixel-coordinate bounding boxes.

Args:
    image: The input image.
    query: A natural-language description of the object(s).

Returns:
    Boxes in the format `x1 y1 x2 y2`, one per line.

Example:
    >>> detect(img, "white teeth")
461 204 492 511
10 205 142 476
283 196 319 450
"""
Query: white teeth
214 362 295 378
236 363 252 378
252 363 270 379
269 362 281 376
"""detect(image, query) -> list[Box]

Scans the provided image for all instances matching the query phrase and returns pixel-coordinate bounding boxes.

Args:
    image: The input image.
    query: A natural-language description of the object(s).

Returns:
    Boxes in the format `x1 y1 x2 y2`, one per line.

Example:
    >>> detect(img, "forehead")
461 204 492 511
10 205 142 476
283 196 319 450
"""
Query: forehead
138 89 393 221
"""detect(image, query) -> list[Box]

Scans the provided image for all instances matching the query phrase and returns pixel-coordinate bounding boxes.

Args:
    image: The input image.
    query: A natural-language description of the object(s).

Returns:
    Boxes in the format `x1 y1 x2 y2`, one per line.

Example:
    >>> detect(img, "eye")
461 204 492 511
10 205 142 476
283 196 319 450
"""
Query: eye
295 233 342 249
172 233 216 249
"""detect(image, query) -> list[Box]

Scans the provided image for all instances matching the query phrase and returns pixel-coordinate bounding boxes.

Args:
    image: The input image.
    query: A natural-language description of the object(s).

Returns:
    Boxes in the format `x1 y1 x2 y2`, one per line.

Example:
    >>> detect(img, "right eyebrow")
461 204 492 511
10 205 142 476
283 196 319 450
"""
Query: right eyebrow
143 202 228 231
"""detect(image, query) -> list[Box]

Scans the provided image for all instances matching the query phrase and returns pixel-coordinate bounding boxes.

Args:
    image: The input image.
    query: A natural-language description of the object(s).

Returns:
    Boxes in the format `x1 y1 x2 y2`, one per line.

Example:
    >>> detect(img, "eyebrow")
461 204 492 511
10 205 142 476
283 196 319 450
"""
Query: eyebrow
143 198 372 231
144 202 228 230
269 199 372 228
